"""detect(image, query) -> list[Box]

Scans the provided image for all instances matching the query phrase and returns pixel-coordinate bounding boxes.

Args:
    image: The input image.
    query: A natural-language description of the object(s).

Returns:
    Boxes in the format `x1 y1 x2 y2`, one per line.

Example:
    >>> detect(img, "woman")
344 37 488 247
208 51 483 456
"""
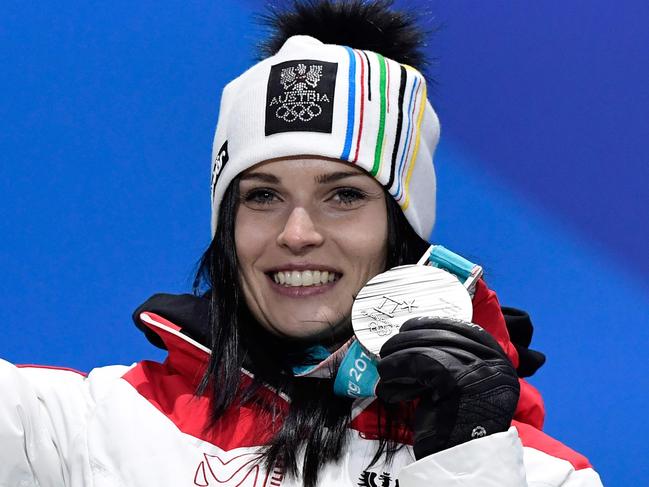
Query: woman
0 1 603 486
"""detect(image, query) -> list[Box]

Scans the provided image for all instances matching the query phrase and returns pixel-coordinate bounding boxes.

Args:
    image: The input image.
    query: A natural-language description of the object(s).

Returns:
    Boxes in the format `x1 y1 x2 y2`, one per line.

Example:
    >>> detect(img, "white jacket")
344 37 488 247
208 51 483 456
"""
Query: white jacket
0 281 604 486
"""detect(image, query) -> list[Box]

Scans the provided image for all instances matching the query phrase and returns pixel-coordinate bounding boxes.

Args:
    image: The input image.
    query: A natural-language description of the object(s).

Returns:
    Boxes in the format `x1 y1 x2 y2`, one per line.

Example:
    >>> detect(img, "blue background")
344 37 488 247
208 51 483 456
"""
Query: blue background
1 1 647 485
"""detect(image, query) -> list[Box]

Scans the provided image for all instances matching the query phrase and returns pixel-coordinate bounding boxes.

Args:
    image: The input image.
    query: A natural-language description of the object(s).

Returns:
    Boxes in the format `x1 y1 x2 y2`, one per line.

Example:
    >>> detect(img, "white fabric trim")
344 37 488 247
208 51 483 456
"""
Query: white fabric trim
398 427 528 486
139 312 211 354
523 445 604 487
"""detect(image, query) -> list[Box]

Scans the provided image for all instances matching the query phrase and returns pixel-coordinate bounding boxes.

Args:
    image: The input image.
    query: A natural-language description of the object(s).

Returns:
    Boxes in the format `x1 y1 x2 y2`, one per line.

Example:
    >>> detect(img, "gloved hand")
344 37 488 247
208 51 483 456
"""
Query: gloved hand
376 316 520 459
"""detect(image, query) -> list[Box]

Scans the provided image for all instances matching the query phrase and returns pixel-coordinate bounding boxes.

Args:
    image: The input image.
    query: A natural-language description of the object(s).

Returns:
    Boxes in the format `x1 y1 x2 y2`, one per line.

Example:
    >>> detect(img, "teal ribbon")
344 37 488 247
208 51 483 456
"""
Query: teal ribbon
333 340 379 398
428 245 476 283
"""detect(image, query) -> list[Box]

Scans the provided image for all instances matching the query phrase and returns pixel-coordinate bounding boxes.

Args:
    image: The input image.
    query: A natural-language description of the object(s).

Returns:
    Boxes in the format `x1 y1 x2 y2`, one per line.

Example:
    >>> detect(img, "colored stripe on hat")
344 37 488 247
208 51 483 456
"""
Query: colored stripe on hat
386 59 391 114
394 74 420 200
352 49 366 163
386 65 407 191
397 78 422 202
401 81 427 210
371 53 388 176
340 46 356 161
362 50 372 101
337 49 428 209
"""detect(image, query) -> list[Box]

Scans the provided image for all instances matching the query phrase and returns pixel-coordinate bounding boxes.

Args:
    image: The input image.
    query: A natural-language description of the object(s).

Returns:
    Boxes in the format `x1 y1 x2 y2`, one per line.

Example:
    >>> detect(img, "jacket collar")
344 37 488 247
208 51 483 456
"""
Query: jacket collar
133 292 355 380
137 310 211 387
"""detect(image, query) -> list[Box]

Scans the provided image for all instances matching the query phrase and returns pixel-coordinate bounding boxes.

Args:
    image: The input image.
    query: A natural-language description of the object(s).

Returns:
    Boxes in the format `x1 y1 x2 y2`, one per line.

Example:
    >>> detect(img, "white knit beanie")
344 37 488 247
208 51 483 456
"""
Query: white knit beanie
210 35 439 241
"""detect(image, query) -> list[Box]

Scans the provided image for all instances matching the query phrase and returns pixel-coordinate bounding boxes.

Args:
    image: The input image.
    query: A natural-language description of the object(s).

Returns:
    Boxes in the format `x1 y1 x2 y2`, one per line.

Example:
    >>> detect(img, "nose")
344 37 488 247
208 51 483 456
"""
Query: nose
276 206 324 253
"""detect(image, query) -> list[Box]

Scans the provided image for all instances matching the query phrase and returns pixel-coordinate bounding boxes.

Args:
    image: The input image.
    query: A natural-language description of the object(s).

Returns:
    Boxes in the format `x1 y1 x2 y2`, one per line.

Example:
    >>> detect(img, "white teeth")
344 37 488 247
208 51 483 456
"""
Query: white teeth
302 270 313 286
271 270 339 287
291 270 302 286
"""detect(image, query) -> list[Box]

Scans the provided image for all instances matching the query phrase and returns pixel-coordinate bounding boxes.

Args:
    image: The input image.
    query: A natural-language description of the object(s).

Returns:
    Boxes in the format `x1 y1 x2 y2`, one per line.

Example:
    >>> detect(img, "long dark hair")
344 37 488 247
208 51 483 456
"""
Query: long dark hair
193 175 429 487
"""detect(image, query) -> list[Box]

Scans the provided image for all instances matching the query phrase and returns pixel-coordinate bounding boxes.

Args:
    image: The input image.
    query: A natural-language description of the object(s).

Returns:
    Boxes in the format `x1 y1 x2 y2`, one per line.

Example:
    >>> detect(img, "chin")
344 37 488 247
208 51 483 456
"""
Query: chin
277 316 353 346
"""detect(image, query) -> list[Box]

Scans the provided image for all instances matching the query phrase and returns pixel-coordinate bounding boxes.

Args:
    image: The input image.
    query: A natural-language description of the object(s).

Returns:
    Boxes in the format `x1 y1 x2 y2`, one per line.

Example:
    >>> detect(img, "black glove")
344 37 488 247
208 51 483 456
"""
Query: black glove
376 317 520 459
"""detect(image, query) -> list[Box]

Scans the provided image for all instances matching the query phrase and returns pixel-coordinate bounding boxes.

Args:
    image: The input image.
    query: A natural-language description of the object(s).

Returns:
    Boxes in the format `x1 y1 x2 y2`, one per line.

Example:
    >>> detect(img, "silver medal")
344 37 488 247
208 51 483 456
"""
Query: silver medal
351 265 473 360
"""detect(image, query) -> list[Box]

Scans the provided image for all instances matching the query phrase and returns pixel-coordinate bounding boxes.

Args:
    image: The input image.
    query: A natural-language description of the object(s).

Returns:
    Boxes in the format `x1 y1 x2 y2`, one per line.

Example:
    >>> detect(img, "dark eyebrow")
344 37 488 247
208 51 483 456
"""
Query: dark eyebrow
240 172 280 183
241 170 362 185
314 171 362 184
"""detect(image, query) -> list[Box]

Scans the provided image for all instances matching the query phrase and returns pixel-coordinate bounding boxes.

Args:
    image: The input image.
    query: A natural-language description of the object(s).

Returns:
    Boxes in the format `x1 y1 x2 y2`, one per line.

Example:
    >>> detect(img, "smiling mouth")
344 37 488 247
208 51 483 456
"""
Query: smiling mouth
269 270 342 287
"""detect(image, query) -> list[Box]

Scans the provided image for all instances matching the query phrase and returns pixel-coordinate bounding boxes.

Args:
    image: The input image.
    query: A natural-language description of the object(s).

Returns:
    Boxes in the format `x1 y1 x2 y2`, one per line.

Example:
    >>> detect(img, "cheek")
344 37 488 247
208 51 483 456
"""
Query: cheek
235 206 280 253
362 226 388 274
339 206 389 276
234 212 263 280
234 215 268 323
234 222 247 270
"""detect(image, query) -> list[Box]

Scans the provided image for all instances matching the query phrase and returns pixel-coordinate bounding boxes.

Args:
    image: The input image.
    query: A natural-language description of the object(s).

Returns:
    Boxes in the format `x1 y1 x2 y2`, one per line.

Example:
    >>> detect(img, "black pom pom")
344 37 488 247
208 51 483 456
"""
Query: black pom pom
257 0 432 72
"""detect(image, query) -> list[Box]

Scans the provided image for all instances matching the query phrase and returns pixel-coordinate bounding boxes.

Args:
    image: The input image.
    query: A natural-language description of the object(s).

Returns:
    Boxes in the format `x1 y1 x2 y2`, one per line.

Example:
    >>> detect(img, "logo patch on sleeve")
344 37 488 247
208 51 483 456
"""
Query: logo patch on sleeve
265 60 337 136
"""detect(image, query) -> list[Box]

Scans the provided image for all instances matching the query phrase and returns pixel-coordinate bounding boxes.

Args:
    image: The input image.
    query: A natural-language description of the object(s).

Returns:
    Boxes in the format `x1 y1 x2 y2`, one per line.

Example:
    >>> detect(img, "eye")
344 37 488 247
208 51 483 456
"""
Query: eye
242 188 280 206
330 187 368 206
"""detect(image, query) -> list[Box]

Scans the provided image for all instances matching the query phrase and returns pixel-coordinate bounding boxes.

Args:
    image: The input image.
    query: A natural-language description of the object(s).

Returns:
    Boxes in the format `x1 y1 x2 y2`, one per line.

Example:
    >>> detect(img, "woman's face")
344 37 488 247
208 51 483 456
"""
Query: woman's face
235 157 388 343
